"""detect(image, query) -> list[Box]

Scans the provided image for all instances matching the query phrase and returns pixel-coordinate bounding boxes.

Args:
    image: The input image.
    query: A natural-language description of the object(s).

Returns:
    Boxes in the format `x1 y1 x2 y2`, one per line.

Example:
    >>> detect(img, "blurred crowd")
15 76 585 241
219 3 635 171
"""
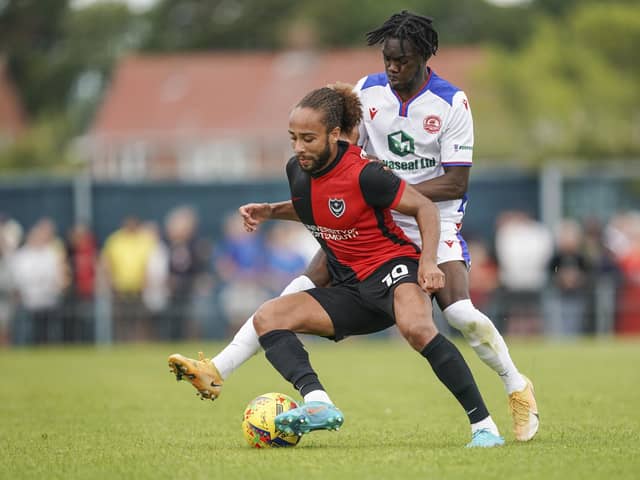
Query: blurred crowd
0 206 315 346
1 207 640 346
467 210 640 337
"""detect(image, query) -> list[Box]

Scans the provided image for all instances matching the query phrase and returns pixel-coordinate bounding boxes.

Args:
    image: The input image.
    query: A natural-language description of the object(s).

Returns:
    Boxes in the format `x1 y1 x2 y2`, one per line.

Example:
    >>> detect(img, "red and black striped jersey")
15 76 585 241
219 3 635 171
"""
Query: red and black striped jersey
286 141 421 285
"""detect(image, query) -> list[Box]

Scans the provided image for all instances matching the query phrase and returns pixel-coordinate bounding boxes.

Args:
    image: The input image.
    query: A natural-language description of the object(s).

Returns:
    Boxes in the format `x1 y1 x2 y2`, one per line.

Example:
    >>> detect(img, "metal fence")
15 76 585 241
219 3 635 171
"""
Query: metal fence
1 166 640 346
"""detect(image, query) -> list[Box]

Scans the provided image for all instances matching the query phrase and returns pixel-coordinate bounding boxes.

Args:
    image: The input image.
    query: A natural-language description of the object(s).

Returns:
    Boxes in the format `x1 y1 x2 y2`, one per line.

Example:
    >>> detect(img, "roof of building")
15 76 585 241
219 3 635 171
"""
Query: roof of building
90 47 483 140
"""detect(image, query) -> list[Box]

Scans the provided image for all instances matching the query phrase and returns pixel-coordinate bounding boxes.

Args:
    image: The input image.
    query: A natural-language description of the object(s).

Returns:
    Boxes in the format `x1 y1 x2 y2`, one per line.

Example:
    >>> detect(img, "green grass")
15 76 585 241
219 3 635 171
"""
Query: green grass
1 337 639 479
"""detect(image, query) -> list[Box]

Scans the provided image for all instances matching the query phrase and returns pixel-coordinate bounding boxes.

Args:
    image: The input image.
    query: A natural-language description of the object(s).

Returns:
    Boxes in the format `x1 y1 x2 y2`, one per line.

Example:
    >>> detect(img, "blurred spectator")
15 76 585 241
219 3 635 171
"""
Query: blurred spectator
494 211 553 335
100 216 154 341
606 211 640 334
0 213 22 345
9 218 67 344
466 237 499 315
544 219 590 337
282 221 321 265
0 247 11 345
263 223 308 295
603 212 635 256
142 221 170 336
63 222 97 342
66 223 97 299
581 216 620 334
163 206 211 340
0 213 23 254
212 212 270 334
583 216 619 276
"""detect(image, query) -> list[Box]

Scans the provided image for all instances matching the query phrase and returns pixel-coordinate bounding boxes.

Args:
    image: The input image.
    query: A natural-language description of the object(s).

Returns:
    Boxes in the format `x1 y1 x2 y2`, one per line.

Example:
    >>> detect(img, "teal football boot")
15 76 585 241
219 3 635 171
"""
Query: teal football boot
466 429 505 448
275 401 344 436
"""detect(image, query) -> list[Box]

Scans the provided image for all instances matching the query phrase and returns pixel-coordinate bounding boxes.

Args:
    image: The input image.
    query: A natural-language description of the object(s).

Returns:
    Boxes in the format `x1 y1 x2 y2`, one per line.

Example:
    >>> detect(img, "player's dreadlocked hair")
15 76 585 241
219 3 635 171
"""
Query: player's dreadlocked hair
366 10 438 59
296 83 362 136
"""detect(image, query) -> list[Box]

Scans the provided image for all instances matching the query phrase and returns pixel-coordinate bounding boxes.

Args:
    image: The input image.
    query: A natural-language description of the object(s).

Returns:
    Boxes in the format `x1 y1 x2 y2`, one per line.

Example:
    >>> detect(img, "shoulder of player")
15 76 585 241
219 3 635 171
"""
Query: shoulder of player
337 145 373 175
358 161 401 203
426 71 468 107
354 72 388 92
344 144 369 163
286 155 297 169
285 155 302 177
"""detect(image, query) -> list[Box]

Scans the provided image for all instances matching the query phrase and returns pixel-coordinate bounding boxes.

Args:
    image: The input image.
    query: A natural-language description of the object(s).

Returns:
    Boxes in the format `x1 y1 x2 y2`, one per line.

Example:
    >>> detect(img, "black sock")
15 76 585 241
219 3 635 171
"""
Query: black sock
420 333 490 424
258 329 324 397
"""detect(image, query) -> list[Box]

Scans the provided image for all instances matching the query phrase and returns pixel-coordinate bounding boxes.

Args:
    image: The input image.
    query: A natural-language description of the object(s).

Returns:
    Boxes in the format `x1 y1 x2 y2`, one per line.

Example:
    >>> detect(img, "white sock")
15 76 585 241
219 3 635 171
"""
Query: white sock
212 275 316 379
443 299 526 394
473 341 526 394
212 316 259 379
471 416 500 437
303 390 333 405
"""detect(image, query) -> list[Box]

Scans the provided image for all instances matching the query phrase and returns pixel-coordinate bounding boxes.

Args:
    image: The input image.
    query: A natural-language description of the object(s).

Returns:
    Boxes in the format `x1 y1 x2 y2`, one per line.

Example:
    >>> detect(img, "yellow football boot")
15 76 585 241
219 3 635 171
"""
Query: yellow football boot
509 375 539 441
168 352 223 401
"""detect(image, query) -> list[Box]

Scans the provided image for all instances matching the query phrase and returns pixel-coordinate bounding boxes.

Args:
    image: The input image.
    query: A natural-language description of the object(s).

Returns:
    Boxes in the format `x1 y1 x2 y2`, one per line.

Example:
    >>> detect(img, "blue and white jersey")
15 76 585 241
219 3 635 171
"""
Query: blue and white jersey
354 69 473 245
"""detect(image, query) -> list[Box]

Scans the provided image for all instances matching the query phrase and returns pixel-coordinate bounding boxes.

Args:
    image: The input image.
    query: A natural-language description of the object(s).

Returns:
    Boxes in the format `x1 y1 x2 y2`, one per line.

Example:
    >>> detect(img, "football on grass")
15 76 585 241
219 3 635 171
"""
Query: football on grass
242 392 301 448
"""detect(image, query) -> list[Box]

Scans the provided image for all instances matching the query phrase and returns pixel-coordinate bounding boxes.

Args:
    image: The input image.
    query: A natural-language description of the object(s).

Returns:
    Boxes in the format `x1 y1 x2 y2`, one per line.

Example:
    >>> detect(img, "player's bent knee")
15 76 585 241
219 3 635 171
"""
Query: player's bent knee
254 297 310 336
253 299 280 336
399 320 438 351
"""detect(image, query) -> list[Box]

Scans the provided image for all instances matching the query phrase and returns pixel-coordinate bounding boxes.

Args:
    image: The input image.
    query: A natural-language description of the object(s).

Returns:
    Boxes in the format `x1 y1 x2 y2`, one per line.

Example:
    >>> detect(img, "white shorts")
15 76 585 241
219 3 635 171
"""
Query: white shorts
398 219 471 268
436 221 471 268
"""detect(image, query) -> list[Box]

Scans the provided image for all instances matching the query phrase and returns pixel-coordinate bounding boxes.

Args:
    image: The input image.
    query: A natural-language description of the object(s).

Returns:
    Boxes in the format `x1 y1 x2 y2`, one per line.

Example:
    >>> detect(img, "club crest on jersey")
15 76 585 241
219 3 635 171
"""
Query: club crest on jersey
423 115 442 134
369 107 378 120
328 198 346 218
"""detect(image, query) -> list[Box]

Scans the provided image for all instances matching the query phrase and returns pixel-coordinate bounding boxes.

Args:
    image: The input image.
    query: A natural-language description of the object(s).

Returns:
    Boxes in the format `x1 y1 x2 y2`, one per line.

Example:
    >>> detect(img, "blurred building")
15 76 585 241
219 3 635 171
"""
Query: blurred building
0 57 27 148
79 47 483 181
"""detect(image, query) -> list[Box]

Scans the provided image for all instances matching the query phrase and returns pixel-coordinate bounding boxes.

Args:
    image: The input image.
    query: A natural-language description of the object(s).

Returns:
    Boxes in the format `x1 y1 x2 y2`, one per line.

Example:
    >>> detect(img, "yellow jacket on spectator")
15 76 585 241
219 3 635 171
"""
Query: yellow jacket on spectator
102 222 154 294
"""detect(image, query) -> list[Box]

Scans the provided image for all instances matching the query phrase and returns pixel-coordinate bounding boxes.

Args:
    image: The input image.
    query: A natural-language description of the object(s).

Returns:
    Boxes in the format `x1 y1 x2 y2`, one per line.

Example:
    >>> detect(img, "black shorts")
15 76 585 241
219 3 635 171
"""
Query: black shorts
305 257 419 341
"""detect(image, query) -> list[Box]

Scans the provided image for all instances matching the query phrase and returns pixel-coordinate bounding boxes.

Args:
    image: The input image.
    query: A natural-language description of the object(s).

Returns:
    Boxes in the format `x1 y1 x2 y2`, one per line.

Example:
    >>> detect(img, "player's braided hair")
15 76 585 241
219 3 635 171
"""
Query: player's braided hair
366 10 438 59
296 83 362 136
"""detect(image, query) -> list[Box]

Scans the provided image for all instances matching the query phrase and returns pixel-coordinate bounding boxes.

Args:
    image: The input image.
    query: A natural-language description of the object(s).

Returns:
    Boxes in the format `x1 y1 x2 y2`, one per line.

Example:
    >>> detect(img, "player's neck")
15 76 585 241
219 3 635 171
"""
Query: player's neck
310 144 340 175
394 68 430 102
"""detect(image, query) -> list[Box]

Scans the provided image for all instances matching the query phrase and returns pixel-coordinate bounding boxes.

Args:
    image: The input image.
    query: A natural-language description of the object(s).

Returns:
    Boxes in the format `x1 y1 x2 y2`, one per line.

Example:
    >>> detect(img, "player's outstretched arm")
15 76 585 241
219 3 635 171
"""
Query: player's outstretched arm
239 200 300 232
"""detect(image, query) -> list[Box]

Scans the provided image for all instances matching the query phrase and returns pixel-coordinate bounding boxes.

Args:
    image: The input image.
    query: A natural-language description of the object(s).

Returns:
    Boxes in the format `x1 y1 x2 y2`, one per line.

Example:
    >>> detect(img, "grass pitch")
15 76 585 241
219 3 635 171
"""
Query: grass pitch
1 337 639 480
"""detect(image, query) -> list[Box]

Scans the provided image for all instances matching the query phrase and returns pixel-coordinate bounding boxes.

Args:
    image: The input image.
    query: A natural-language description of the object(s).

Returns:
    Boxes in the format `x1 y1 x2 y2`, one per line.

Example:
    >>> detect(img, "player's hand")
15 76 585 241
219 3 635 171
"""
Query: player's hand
238 203 272 232
418 260 445 294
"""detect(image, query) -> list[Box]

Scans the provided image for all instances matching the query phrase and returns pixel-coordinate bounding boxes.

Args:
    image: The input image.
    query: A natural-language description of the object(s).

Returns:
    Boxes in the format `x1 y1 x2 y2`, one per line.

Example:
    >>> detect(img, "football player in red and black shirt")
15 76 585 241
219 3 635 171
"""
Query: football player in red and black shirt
235 85 502 446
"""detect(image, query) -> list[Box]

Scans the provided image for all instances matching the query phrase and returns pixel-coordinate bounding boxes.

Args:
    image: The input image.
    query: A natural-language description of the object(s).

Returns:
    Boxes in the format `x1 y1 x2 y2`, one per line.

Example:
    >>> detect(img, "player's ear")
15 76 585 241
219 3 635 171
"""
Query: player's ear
329 126 340 144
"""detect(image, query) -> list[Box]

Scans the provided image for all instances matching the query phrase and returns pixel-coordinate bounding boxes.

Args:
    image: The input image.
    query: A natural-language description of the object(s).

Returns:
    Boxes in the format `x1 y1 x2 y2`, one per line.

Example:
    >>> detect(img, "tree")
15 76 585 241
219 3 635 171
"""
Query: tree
297 0 534 49
0 1 143 171
0 112 77 173
473 2 640 162
141 0 537 52
142 0 301 51
0 0 69 115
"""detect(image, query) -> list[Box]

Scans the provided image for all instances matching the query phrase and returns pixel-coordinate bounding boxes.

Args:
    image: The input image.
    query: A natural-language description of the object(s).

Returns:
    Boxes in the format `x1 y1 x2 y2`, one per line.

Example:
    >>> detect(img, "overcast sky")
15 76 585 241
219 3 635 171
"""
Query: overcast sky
70 0 159 13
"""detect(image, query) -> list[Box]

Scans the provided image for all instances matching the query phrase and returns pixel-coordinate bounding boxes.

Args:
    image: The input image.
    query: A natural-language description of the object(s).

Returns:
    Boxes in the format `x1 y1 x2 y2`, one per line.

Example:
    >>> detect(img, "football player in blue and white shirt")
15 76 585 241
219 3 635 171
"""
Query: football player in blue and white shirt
354 11 539 443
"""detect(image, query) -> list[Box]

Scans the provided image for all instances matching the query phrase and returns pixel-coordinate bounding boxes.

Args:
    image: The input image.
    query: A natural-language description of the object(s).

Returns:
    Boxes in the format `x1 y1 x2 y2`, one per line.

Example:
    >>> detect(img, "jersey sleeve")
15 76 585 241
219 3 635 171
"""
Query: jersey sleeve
359 161 406 209
440 90 474 167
